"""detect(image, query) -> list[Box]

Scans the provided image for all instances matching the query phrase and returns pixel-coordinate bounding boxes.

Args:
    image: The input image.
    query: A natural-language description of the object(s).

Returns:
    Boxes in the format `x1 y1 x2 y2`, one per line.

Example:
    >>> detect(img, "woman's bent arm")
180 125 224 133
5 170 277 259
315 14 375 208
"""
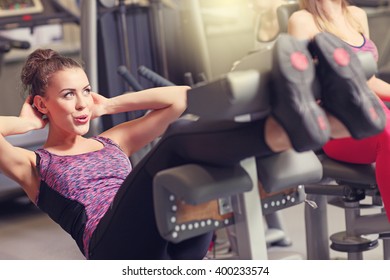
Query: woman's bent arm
97 86 188 156
0 96 48 136
0 98 45 201
92 86 189 118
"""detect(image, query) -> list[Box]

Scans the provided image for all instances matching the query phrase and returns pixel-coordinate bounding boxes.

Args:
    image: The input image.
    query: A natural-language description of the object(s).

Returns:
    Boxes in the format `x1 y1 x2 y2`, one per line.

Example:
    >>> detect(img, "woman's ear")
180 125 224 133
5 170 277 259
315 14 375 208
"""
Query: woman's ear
33 95 48 114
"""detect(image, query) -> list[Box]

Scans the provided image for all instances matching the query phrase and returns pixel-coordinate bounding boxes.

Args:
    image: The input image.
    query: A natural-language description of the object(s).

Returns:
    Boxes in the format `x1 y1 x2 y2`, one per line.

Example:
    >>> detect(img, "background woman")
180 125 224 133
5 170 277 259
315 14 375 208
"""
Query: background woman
288 0 390 221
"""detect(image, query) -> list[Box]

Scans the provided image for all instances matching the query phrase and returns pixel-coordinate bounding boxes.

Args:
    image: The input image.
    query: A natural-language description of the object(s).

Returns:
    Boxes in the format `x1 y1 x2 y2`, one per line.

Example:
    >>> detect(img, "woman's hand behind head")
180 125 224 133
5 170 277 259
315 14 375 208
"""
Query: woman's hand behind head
90 92 109 120
19 96 48 130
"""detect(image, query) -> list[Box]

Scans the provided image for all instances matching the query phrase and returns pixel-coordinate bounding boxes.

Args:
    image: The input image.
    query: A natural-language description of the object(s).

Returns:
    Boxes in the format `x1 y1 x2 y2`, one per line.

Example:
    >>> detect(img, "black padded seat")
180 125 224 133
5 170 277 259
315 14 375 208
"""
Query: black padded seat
320 156 376 186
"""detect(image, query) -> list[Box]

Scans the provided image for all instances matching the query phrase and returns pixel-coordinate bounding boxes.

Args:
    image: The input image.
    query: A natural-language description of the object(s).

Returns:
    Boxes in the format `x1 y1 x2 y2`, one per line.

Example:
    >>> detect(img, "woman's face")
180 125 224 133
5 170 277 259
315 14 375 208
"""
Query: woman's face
39 67 93 136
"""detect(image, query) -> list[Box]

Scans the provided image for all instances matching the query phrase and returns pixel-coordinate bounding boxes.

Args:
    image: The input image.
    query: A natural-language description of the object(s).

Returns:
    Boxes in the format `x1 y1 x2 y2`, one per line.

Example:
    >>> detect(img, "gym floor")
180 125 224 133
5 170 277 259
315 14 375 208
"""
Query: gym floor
0 195 384 260
0 197 83 260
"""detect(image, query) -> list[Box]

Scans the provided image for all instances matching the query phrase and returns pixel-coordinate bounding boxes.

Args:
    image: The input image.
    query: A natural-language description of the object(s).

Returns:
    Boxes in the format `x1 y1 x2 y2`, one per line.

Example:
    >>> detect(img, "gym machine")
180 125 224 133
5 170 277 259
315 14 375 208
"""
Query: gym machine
0 0 78 29
149 2 390 260
149 38 324 260
80 0 171 131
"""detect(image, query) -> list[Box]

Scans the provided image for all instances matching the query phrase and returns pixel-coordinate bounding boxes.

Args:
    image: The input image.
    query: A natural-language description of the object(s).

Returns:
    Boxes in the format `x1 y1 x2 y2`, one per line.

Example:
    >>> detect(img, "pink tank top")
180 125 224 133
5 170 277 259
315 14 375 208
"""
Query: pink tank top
347 33 379 62
35 136 132 258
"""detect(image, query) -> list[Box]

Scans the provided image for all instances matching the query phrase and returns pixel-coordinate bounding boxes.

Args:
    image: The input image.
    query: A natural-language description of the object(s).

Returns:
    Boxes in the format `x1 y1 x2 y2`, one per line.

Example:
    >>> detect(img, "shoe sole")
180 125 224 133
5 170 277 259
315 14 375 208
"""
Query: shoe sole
271 34 330 152
309 32 386 139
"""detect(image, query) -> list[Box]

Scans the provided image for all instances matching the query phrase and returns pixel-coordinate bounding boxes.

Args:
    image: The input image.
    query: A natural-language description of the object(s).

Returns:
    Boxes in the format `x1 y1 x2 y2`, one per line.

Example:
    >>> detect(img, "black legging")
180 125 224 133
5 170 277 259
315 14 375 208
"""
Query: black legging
88 118 273 259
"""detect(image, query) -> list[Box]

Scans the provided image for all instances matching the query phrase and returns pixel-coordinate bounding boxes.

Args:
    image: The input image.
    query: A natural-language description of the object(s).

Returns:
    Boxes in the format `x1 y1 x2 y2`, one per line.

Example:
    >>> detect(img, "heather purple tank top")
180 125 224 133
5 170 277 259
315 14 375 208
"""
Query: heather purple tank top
35 136 132 257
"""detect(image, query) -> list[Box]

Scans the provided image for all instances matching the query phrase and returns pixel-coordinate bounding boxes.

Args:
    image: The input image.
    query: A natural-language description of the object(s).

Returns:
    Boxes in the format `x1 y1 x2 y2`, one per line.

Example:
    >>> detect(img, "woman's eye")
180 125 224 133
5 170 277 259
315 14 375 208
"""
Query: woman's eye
83 88 91 95
64 92 74 98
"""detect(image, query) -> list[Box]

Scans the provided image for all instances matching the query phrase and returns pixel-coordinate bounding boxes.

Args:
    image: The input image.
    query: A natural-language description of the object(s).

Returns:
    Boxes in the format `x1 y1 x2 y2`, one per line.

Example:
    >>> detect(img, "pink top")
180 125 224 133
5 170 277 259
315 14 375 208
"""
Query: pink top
347 33 379 62
35 136 132 258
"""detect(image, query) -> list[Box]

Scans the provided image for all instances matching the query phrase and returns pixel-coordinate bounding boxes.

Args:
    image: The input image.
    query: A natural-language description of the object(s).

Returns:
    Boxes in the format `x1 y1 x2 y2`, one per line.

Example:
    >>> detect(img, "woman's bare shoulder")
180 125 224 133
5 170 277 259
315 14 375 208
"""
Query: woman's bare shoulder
288 10 318 39
290 9 313 19
347 5 369 34
347 5 367 19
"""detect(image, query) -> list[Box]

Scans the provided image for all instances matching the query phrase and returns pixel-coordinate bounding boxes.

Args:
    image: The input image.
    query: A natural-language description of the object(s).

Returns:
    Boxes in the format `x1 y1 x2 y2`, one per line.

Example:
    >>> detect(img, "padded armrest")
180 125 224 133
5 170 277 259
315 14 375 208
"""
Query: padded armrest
256 150 323 193
153 163 252 243
321 156 376 185
187 70 270 121
153 163 252 205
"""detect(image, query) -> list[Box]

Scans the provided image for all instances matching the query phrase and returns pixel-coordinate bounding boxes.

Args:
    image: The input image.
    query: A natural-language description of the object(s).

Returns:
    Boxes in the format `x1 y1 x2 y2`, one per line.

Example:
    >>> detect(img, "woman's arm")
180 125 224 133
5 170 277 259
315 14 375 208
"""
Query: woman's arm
0 97 45 201
367 77 390 102
1 97 47 136
349 5 370 37
92 86 188 117
97 86 188 156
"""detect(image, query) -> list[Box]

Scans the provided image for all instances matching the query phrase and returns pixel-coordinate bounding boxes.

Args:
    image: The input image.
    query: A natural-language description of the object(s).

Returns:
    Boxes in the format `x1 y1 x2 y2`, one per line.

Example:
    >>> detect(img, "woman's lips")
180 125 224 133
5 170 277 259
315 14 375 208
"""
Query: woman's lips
74 115 89 124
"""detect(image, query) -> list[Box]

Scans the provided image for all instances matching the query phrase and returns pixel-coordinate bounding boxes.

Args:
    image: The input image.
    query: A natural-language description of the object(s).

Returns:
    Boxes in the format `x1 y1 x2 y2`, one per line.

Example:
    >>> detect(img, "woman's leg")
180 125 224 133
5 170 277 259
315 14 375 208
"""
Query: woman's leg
322 136 377 165
374 129 390 222
323 104 390 221
89 118 276 259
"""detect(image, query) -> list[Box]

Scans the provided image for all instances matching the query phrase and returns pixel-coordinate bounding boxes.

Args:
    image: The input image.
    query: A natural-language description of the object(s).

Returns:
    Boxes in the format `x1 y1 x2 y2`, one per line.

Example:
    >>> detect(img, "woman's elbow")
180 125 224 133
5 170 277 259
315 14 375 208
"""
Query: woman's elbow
174 86 189 115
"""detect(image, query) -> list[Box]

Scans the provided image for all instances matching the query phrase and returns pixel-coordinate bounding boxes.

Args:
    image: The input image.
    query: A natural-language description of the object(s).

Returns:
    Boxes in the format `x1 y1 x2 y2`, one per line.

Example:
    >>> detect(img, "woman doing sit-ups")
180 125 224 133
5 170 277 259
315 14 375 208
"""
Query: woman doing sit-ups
0 48 313 259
